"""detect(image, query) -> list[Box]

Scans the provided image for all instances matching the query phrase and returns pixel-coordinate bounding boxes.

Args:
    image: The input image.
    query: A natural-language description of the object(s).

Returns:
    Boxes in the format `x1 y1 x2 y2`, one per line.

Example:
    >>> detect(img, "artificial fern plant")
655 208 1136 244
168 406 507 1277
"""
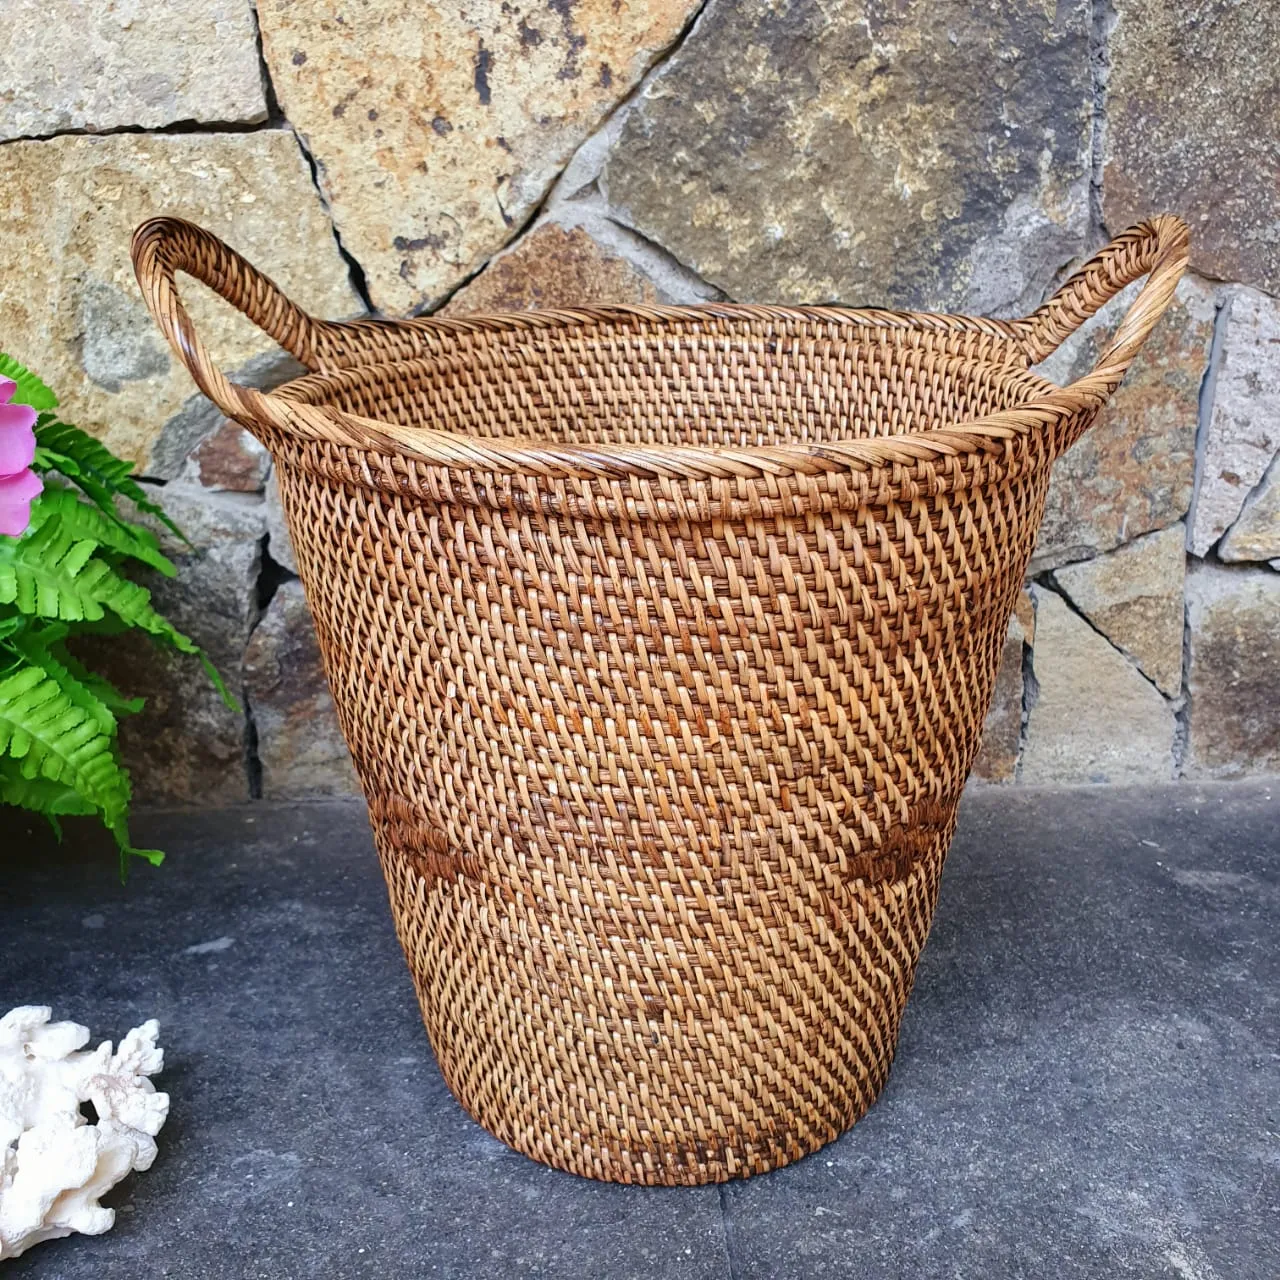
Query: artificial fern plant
0 352 230 871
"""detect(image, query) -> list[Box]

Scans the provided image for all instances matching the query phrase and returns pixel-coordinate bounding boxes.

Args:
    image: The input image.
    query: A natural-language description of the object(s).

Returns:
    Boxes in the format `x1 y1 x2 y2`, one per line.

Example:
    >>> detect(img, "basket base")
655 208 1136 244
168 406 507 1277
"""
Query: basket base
375 820 949 1186
432 1025 900 1185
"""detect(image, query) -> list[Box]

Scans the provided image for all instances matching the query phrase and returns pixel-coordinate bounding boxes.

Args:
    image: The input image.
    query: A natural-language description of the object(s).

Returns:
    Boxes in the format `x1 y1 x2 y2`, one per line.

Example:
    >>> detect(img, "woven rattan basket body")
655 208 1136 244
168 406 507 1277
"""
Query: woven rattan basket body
134 215 1187 1184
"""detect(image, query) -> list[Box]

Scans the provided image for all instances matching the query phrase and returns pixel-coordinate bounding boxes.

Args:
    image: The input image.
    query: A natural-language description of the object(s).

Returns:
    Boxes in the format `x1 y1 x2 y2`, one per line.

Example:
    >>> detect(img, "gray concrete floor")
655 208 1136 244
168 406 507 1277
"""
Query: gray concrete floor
3 782 1278 1279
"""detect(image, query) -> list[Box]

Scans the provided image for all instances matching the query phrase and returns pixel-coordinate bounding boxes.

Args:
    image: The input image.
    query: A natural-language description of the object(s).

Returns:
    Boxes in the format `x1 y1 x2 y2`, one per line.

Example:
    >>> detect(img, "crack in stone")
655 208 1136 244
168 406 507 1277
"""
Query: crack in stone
610 0 715 138
421 0 718 314
587 0 715 204
1219 434 1280 547
1188 287 1233 558
598 212 724 300
418 182 558 316
242 529 299 803
1172 581 1195 777
245 0 376 316
240 7 318 801
1016 602 1039 782
247 0 288 127
286 119 375 314
1040 572 1176 704
243 687 264 800
0 118 271 146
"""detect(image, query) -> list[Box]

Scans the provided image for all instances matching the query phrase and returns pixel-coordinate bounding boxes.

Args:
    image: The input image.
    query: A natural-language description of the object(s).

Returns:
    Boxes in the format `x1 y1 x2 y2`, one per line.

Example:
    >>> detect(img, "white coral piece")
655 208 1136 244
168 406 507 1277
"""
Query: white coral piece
0 1007 168 1261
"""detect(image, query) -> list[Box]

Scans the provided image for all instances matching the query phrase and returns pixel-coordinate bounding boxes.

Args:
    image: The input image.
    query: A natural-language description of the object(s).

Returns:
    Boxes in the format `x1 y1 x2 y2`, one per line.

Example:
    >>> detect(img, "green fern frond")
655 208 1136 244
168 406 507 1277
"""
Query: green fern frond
0 663 130 827
0 352 58 412
6 622 141 734
0 762 98 843
0 514 235 710
0 693 160 871
108 820 166 871
0 514 94 619
32 415 189 545
28 483 176 576
3 509 180 631
0 766 98 818
41 632 145 719
1 354 225 873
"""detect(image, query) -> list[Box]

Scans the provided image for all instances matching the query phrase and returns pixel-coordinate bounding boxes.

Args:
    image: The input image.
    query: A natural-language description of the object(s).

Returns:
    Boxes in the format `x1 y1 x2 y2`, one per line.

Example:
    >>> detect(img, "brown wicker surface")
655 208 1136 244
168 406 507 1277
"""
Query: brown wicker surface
134 214 1188 1184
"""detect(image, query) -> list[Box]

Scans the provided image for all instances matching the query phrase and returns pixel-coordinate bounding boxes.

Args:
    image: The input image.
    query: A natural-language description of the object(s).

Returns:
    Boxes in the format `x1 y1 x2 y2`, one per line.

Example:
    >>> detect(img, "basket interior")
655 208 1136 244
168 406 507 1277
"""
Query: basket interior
276 317 1057 450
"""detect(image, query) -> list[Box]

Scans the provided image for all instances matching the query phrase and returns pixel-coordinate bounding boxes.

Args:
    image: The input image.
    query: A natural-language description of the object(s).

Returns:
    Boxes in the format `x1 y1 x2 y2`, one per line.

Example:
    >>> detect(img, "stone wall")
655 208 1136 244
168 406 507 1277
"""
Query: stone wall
2 0 1277 803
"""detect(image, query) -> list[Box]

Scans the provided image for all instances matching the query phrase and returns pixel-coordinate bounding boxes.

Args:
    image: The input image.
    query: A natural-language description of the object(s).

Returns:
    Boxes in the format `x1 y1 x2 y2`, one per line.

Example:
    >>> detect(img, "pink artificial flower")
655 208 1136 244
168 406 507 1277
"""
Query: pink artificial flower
0 376 41 536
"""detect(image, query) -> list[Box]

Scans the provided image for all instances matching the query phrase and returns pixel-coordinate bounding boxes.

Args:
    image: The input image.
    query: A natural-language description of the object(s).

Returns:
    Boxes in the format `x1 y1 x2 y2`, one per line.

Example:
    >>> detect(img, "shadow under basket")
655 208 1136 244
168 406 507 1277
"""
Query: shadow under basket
133 214 1188 1184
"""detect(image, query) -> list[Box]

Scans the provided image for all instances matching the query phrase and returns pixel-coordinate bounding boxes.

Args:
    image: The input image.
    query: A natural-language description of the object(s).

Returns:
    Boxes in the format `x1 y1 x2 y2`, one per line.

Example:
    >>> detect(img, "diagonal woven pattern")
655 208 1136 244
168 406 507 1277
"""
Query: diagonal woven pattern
134 214 1188 1184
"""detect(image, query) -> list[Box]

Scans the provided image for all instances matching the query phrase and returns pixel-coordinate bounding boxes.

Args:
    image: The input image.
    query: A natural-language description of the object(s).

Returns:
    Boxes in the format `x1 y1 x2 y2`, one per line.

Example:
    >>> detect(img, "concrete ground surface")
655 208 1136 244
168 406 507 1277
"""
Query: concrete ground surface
3 782 1278 1279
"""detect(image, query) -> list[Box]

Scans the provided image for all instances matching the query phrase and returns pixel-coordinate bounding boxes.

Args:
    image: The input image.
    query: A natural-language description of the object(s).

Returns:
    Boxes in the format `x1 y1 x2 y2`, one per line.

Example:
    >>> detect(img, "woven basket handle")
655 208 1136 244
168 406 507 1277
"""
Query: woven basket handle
132 216 344 423
1013 215 1190 385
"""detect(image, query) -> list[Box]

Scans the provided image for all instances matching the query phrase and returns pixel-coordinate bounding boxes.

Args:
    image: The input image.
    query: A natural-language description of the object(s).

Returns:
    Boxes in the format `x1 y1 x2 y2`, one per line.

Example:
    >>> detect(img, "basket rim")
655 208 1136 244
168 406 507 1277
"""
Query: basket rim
253 349 1086 483
299 296 1031 344
132 214 1190 481
267 329 1071 478
232 371 1096 483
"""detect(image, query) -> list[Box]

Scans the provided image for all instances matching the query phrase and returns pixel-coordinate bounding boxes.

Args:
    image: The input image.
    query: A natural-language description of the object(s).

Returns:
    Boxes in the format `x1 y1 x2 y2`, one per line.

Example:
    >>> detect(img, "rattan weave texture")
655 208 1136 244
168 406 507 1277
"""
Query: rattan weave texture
135 214 1187 1184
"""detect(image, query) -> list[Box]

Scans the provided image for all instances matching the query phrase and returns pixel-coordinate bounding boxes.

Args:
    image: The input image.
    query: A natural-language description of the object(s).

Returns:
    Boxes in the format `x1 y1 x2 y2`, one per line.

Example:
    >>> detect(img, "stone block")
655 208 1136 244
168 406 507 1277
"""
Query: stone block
606 0 1092 314
1 0 267 140
1220 455 1280 563
190 421 272 493
1031 277 1215 572
1188 288 1280 557
1105 0 1280 294
244 580 361 799
74 484 266 806
1184 564 1280 778
0 133 357 469
258 0 701 312
1021 588 1175 785
1053 524 1186 697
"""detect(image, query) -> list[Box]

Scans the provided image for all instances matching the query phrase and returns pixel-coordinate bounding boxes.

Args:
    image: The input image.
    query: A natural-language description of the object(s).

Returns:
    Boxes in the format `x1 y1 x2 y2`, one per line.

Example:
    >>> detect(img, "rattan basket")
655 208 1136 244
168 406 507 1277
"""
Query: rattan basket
134 214 1188 1185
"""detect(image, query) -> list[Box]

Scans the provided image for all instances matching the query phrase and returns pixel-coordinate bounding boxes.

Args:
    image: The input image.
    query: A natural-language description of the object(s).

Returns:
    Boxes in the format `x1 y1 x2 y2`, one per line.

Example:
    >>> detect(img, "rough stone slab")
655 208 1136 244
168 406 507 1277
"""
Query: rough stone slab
442 221 659 314
0 133 357 469
187 420 271 493
553 209 725 305
1184 564 1280 778
605 0 1091 313
1221 453 1280 563
1189 288 1280 556
539 125 725 304
0 0 267 141
1021 589 1174 785
244 579 361 799
258 0 701 314
72 485 266 807
6 783 1279 1277
1104 0 1280 295
971 591 1033 783
1053 524 1186 697
1031 276 1216 572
